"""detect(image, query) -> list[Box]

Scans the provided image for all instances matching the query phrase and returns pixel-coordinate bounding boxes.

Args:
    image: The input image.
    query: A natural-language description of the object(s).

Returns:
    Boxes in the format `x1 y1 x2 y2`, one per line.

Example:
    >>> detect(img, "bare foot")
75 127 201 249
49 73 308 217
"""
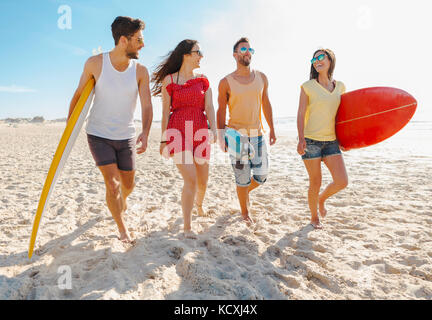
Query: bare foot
118 231 134 243
318 196 327 219
196 204 206 217
242 214 254 226
310 219 323 230
183 230 198 239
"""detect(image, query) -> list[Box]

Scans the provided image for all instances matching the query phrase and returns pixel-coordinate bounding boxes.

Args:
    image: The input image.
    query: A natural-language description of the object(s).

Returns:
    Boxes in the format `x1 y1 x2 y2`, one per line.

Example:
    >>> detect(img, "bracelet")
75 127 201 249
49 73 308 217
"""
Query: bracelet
160 140 169 144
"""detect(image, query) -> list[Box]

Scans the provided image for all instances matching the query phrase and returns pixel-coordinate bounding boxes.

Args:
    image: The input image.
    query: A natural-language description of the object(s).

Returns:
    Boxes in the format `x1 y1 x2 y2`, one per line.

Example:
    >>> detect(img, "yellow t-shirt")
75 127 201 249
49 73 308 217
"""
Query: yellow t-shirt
301 79 346 141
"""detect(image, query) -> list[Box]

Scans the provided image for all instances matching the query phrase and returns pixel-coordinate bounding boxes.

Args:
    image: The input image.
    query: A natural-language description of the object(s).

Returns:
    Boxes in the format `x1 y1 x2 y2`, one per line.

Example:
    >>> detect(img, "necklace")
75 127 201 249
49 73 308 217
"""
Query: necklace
317 79 335 92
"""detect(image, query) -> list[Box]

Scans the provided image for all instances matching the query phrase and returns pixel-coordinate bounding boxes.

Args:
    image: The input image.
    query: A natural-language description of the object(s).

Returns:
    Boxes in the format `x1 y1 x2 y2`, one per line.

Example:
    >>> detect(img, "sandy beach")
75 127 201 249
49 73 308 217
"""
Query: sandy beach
0 121 431 300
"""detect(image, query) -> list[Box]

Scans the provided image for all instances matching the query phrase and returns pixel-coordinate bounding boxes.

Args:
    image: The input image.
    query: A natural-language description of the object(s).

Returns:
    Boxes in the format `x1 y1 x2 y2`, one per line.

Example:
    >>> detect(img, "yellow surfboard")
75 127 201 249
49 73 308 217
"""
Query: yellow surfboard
28 79 95 259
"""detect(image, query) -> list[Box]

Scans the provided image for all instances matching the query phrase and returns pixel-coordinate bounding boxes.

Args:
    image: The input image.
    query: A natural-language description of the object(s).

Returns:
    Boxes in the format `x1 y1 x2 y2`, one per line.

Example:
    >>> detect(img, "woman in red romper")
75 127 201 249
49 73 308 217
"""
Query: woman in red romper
152 39 217 238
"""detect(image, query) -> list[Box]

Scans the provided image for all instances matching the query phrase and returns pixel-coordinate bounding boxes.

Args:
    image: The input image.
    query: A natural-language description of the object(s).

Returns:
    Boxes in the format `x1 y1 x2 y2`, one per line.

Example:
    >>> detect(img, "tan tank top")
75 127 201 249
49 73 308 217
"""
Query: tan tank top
226 70 264 137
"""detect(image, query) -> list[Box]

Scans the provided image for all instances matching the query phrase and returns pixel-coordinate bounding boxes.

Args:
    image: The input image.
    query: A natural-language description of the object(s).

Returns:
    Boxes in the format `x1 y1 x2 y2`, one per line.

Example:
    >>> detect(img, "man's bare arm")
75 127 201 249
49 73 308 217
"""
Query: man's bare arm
136 64 153 154
138 65 153 135
261 72 277 145
67 56 98 121
217 78 230 151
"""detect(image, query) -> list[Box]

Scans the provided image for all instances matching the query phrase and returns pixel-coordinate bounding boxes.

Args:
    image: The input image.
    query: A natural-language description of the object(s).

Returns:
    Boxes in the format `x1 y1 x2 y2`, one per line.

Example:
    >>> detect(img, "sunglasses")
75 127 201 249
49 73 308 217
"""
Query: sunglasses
128 36 144 44
239 47 255 55
191 50 204 57
311 53 326 64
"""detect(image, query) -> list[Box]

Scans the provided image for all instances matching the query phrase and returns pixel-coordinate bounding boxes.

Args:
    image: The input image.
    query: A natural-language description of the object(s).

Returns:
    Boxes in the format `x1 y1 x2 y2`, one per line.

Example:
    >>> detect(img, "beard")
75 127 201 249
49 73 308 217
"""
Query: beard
126 45 139 59
239 57 251 66
126 51 139 59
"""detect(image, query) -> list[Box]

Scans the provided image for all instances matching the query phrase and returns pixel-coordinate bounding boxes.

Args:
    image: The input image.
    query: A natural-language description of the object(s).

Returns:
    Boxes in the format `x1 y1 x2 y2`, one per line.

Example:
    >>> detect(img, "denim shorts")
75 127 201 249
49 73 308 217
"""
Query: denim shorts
227 135 269 187
301 138 341 160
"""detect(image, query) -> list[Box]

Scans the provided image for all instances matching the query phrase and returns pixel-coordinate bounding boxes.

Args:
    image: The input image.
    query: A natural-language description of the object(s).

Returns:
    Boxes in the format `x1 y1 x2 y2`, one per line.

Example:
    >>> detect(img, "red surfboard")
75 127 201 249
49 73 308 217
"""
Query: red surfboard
336 87 417 150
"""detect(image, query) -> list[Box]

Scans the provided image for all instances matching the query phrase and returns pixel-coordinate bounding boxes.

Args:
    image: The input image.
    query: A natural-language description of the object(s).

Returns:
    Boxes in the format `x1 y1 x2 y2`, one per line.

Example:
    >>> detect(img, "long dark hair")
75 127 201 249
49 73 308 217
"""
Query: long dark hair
151 39 198 96
310 48 336 81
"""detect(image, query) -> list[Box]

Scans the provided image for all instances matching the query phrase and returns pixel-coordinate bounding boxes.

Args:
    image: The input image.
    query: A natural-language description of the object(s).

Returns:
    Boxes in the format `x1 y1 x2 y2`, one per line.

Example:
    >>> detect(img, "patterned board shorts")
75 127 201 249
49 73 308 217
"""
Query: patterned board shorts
226 134 269 187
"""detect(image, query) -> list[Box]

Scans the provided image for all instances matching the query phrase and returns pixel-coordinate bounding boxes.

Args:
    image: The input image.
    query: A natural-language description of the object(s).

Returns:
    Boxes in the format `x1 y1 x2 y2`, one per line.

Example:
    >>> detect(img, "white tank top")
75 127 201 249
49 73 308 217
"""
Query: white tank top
86 52 138 140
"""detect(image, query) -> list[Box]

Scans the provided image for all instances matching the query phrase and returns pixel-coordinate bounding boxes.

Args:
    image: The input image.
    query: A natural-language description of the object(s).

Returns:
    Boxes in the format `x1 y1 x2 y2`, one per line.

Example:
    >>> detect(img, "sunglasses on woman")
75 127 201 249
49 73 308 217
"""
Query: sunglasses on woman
311 53 326 64
239 47 255 55
191 50 204 57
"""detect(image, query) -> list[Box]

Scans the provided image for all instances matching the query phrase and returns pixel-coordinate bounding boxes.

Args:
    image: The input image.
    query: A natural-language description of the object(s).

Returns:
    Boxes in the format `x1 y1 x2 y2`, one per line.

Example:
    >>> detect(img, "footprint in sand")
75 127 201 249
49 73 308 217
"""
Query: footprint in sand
395 231 407 237
160 171 172 178
268 228 278 235
363 258 384 266
203 240 223 257
332 201 349 207
348 261 362 270
168 246 184 260
399 244 420 251
89 206 102 214
384 262 403 275
312 243 327 253
306 269 337 290
363 243 379 250
400 256 428 268
266 245 282 258
270 271 301 289
57 206 66 215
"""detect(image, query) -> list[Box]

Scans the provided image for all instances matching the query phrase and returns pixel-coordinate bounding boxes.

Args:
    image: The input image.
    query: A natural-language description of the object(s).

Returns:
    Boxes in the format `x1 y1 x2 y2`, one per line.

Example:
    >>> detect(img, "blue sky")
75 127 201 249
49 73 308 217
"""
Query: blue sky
1 0 431 121
0 0 230 119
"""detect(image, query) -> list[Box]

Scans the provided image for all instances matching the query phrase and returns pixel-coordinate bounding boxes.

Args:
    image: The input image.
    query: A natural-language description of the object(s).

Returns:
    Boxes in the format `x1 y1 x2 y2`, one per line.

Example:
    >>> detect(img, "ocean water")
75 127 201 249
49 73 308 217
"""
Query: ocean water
272 117 432 157
150 116 432 157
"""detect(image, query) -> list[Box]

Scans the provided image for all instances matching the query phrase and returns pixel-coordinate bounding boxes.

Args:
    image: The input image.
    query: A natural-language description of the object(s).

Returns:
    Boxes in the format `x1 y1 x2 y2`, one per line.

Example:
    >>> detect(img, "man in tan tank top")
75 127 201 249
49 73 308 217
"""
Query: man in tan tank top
217 37 276 224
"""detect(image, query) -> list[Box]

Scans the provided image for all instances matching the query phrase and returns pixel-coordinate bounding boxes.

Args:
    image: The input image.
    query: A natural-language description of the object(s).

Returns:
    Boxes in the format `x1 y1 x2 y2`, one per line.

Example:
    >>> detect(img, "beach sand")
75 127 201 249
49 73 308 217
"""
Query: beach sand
0 121 431 300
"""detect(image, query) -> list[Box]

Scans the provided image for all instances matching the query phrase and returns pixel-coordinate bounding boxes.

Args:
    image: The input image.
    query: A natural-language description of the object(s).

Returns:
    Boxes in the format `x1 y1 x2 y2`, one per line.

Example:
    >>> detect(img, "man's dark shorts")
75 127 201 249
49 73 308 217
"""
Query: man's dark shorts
87 134 136 171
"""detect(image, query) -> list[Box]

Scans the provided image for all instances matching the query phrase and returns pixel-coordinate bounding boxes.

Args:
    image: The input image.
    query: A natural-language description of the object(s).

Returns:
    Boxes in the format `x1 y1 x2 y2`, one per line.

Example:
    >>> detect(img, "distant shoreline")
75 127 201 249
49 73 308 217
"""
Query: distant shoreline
1 116 429 125
0 116 299 124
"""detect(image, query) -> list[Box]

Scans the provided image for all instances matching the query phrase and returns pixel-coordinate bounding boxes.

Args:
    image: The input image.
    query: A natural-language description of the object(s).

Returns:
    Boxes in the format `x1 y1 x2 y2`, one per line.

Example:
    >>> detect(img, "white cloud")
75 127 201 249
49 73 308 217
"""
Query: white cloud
0 85 37 93
45 37 88 56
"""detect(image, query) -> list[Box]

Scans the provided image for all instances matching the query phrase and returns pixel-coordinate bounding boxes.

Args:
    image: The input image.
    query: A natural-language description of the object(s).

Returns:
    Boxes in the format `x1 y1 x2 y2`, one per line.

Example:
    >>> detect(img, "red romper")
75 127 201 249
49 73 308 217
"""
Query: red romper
166 75 210 159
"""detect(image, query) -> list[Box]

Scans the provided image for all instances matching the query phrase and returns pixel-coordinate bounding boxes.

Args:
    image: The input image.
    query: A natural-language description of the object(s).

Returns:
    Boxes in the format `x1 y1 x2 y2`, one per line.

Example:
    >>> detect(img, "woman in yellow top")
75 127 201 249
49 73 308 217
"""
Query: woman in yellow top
297 49 348 229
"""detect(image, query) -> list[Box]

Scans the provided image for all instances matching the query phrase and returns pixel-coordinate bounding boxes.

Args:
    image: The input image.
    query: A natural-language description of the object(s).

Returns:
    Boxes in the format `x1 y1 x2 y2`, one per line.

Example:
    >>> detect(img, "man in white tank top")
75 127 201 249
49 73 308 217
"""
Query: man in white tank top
217 37 277 225
67 16 153 243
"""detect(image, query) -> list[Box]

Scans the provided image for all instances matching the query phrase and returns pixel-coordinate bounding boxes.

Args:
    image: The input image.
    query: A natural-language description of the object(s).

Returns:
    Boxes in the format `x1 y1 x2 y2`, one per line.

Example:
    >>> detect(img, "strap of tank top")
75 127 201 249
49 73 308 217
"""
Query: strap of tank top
168 74 174 110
